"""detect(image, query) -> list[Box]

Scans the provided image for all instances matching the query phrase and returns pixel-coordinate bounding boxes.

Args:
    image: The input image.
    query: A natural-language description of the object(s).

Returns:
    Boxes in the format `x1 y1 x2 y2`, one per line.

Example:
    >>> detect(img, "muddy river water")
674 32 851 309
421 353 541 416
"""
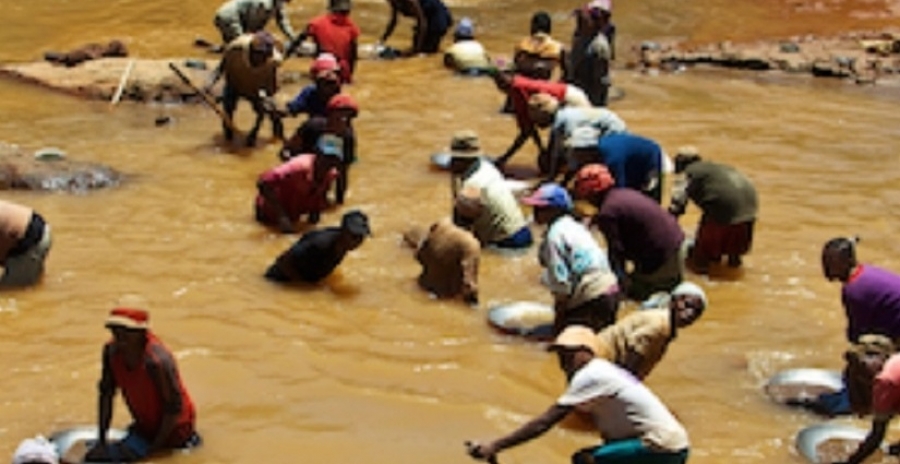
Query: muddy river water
2 0 900 463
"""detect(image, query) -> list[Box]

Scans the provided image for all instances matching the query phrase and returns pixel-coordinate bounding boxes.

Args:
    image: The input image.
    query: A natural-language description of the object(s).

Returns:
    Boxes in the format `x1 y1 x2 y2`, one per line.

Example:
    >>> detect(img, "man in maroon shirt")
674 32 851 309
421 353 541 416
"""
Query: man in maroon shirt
574 164 686 301
85 308 199 462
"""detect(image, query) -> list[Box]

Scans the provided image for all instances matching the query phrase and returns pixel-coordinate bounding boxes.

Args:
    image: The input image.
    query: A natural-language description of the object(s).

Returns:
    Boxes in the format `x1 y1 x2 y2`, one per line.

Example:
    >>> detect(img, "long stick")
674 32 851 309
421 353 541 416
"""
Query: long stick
110 59 135 106
167 62 236 131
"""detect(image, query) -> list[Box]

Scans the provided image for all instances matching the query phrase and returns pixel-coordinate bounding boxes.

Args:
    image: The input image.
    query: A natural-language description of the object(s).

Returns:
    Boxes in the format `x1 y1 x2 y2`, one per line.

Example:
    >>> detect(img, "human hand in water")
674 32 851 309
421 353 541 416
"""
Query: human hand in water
465 441 497 461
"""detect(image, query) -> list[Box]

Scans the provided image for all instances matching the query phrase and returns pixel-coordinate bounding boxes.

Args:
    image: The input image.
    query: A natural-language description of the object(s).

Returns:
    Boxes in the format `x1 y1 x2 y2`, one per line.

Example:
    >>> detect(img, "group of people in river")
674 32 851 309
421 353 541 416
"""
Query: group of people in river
9 0 900 463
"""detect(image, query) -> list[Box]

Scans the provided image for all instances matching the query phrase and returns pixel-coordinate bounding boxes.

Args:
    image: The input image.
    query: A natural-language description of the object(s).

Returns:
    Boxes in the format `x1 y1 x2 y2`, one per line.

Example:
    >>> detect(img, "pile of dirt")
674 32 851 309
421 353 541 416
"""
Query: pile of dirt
0 143 121 192
631 29 900 85
0 58 306 103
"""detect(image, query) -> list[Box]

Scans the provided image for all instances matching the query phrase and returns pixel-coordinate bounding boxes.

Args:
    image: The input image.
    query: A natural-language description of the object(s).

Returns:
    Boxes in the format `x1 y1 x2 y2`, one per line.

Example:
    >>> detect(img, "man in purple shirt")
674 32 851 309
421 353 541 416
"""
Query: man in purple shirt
798 237 900 417
574 164 686 301
822 237 900 343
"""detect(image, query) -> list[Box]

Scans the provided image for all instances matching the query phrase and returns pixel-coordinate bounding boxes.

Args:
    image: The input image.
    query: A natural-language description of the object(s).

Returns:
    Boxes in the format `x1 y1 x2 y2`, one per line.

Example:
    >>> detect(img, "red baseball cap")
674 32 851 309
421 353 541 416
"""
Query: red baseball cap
573 164 615 199
105 307 149 330
326 94 359 116
310 53 341 77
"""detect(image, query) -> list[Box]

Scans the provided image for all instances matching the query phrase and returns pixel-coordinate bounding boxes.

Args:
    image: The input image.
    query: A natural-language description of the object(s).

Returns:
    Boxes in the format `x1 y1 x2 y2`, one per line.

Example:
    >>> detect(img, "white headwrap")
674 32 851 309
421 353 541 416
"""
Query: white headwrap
12 436 59 464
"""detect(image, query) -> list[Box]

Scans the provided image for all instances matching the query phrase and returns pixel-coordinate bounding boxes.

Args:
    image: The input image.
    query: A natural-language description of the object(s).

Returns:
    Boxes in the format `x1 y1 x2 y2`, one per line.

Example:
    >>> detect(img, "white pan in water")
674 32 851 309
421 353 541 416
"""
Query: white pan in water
49 426 127 464
487 301 555 340
764 368 843 404
795 423 868 463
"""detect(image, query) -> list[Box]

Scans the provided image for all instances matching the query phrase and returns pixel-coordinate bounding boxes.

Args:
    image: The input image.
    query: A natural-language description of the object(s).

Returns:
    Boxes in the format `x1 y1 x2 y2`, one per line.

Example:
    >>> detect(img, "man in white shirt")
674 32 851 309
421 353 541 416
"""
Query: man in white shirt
444 18 491 75
466 325 690 464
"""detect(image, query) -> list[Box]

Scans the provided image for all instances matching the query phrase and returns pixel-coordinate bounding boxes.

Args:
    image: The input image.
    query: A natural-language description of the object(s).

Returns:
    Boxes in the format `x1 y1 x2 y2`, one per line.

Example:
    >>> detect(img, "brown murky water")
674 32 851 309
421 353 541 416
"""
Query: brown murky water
2 0 900 463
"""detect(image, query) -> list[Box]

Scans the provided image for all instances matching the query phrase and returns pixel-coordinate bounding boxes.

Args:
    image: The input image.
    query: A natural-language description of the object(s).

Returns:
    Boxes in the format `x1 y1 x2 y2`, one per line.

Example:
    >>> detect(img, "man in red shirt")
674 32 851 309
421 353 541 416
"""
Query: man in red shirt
297 0 360 83
85 308 199 462
490 70 590 171
835 335 900 464
256 136 343 232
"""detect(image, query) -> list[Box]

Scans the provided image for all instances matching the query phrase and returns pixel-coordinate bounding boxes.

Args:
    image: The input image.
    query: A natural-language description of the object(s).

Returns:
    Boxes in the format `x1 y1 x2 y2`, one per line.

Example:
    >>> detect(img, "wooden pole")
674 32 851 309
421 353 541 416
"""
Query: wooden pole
167 62 236 131
110 59 135 106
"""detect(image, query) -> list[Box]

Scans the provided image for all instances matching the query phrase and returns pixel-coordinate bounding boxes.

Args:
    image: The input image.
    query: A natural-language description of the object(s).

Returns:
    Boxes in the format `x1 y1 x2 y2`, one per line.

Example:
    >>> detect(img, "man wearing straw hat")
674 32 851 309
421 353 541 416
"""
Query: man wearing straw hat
466 325 690 464
85 308 199 462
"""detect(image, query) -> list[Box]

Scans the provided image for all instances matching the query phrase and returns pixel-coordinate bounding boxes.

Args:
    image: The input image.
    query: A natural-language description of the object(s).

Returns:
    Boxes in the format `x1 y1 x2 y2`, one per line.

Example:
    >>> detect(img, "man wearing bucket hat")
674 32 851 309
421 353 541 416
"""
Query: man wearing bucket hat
832 335 900 464
595 281 707 380
466 325 690 464
668 146 758 273
521 183 618 333
574 164 687 301
256 135 343 231
85 308 199 462
292 0 360 83
266 209 371 283
567 0 613 107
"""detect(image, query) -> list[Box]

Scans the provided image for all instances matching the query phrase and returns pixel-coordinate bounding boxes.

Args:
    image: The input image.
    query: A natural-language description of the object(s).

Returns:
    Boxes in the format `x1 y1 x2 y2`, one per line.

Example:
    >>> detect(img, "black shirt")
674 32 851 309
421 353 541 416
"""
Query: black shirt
265 228 347 283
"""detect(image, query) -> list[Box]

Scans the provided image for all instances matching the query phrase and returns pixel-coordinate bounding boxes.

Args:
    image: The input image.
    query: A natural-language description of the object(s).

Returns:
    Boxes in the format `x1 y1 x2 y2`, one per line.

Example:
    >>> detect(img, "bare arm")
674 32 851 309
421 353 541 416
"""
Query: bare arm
257 180 295 233
380 1 399 43
840 418 887 464
97 346 116 446
147 351 184 452
495 129 532 167
467 404 571 460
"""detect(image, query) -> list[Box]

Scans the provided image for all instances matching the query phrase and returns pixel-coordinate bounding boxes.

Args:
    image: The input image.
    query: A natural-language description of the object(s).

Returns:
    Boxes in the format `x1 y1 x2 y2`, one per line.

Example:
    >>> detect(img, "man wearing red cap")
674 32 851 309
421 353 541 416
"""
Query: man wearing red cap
282 53 343 117
574 164 686 302
280 93 359 204
85 308 199 462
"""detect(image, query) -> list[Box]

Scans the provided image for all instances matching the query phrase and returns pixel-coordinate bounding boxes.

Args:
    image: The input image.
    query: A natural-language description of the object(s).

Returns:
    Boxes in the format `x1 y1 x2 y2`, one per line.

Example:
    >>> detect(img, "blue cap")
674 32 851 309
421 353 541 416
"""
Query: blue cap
455 17 475 38
316 134 344 161
521 183 573 210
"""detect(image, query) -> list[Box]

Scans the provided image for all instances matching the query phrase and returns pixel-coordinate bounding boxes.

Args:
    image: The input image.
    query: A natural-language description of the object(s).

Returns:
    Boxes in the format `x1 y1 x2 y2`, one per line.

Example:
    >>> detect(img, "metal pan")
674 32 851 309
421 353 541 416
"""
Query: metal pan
764 368 844 404
795 423 868 463
487 301 555 340
49 426 127 464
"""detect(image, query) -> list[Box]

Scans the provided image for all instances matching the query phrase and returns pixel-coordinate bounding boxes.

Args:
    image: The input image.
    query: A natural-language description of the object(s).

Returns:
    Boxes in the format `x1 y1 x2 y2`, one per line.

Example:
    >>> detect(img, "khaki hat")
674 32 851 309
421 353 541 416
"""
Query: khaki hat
450 130 481 153
547 325 599 354
676 145 699 157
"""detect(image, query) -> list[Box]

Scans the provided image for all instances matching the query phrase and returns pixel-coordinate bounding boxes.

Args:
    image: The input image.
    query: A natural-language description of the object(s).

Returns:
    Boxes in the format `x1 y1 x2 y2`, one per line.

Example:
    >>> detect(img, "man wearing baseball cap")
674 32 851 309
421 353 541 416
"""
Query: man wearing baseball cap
574 164 686 302
521 183 618 333
85 308 199 462
280 93 359 204
256 135 343 232
282 53 343 118
466 325 689 464
266 209 371 283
